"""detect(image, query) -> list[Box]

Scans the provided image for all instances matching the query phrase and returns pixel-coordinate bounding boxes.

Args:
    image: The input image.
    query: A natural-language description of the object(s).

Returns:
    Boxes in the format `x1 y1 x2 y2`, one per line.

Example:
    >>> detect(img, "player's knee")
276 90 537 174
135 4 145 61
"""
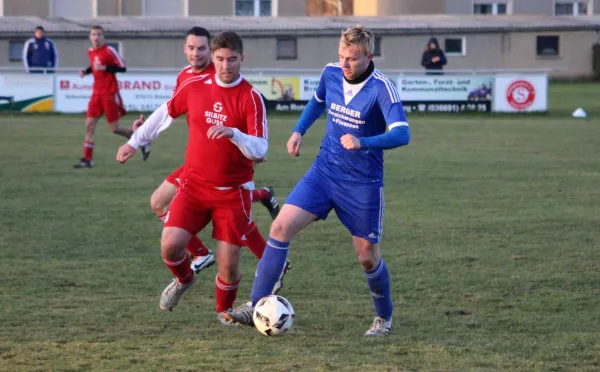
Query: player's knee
161 231 187 260
269 218 291 240
150 193 170 216
357 254 378 271
161 238 184 261
85 119 96 131
355 241 378 270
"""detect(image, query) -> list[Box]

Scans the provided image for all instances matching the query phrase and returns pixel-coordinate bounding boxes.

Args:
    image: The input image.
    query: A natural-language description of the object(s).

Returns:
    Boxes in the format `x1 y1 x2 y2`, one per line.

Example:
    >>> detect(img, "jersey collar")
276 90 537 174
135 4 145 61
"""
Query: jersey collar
215 73 243 88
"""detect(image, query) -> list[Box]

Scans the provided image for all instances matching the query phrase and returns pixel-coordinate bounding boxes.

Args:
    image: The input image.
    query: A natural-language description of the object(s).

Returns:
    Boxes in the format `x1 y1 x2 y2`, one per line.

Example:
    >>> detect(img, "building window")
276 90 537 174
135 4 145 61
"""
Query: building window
9 40 24 61
536 36 559 56
235 0 271 16
373 37 382 57
444 37 466 56
473 3 507 15
276 38 297 60
555 1 589 15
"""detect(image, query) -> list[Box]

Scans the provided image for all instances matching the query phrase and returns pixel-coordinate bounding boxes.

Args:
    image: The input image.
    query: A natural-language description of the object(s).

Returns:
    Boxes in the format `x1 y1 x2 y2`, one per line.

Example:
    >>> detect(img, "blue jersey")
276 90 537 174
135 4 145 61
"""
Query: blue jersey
312 62 408 186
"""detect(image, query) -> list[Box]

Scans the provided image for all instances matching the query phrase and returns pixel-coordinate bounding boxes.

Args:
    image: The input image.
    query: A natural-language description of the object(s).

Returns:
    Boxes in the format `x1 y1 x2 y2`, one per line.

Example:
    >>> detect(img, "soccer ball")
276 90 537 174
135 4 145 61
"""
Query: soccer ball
252 295 295 336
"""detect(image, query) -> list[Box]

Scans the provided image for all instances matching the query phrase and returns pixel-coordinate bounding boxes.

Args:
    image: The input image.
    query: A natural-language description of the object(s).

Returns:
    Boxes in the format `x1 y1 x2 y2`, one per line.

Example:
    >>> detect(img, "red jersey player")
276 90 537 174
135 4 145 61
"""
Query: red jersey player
74 25 149 168
127 27 286 286
117 31 286 321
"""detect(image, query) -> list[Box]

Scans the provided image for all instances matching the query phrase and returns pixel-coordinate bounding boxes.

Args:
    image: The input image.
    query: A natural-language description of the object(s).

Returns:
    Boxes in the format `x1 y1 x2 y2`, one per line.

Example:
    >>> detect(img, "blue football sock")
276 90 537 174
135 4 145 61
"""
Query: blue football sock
250 237 289 306
364 258 393 320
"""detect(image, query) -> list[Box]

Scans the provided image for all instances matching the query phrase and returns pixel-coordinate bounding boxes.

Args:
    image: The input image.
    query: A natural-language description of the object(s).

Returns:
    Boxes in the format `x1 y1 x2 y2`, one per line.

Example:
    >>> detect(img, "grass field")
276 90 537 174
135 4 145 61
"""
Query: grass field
1 83 600 371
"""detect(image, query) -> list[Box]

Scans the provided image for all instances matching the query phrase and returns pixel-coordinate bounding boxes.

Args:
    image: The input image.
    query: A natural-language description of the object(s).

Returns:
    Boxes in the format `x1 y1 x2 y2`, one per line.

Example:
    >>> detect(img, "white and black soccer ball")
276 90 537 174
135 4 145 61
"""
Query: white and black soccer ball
253 295 295 336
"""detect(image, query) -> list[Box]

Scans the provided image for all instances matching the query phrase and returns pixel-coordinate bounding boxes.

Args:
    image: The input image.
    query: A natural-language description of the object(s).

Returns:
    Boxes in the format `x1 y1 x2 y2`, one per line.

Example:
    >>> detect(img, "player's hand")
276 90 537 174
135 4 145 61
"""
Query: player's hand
207 125 233 140
341 134 361 150
116 143 137 164
132 114 145 132
79 70 86 78
432 56 440 63
287 132 303 157
93 60 106 71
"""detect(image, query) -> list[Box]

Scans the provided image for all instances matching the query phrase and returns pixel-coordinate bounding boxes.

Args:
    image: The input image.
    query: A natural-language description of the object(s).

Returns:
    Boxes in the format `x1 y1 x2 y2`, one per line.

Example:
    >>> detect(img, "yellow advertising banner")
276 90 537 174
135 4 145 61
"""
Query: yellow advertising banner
245 76 300 101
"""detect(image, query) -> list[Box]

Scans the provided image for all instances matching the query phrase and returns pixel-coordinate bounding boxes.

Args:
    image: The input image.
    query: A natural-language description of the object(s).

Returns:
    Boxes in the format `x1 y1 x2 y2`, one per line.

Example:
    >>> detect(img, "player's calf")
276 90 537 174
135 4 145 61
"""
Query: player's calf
109 122 133 139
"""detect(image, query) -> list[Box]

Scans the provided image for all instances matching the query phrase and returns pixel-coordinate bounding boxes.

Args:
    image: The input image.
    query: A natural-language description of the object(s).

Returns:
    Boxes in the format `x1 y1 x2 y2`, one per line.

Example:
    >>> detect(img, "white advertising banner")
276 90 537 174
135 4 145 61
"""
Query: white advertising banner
300 76 320 100
54 74 178 113
492 74 548 112
0 74 53 112
396 75 494 102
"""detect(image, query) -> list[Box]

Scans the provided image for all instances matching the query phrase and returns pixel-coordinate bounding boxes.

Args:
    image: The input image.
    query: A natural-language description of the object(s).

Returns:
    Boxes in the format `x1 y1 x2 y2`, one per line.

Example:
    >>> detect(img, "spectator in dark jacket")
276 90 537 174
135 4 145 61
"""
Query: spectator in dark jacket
421 37 447 75
23 26 59 73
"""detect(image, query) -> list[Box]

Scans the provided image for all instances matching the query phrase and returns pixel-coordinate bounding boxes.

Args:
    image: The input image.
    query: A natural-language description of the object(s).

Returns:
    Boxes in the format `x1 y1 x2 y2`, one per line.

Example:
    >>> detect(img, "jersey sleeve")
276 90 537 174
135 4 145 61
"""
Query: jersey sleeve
166 81 189 118
245 88 268 139
376 76 409 130
107 46 126 68
314 65 329 103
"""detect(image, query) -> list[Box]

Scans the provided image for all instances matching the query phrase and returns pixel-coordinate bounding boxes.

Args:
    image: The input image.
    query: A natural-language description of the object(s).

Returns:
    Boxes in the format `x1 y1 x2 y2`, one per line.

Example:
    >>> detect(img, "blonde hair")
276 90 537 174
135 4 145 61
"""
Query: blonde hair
340 24 375 55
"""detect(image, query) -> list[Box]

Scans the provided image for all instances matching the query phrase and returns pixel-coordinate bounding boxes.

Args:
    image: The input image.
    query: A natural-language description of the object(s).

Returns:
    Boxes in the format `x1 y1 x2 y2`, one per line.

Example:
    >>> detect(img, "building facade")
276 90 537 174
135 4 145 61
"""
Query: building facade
1 16 599 78
1 0 600 17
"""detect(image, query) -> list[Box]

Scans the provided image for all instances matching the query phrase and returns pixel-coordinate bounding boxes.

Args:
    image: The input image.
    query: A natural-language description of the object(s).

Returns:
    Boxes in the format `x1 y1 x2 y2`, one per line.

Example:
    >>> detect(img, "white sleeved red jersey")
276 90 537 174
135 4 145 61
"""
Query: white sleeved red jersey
175 63 216 90
167 73 268 188
87 44 126 94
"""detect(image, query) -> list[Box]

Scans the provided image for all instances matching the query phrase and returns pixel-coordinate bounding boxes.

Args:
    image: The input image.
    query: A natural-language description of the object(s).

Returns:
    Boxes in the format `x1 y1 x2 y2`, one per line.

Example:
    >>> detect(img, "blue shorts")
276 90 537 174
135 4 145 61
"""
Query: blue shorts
285 166 384 243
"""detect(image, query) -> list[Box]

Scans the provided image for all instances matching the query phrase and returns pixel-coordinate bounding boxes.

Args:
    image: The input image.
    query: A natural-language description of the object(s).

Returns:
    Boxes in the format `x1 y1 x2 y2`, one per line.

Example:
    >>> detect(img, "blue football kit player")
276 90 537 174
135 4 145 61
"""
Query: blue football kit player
223 25 410 336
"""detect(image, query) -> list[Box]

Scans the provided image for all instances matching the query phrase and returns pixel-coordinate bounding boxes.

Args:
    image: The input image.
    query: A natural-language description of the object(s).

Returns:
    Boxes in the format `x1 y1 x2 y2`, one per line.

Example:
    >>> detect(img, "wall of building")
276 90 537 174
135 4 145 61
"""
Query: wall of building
5 30 589 78
392 0 445 15
279 0 307 16
3 0 49 16
512 0 552 15
190 0 233 16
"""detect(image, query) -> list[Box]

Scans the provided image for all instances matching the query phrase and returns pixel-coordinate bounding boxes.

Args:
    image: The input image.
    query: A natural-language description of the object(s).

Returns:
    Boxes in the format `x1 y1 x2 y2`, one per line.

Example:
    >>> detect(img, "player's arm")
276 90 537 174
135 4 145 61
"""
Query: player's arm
292 66 328 136
117 83 188 163
232 88 268 160
105 65 126 73
292 96 326 135
342 80 410 151
99 46 127 73
208 88 268 160
79 66 92 78
126 103 174 149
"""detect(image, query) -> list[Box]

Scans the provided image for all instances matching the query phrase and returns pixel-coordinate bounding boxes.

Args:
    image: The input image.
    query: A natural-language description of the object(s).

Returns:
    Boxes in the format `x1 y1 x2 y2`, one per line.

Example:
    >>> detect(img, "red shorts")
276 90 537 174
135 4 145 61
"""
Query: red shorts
165 166 185 186
165 180 253 247
86 92 126 123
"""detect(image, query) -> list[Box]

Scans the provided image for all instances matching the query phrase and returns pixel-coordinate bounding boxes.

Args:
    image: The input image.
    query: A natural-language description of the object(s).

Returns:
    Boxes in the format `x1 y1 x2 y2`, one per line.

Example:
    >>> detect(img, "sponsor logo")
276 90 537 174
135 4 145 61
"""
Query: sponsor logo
506 80 535 110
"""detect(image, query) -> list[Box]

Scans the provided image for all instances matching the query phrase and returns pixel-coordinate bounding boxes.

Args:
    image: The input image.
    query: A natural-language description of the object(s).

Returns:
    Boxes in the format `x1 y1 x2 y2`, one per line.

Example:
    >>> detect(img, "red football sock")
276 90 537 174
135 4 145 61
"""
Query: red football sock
83 141 94 161
245 223 265 259
251 188 270 202
157 212 168 223
162 252 194 284
187 235 210 257
215 275 241 313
